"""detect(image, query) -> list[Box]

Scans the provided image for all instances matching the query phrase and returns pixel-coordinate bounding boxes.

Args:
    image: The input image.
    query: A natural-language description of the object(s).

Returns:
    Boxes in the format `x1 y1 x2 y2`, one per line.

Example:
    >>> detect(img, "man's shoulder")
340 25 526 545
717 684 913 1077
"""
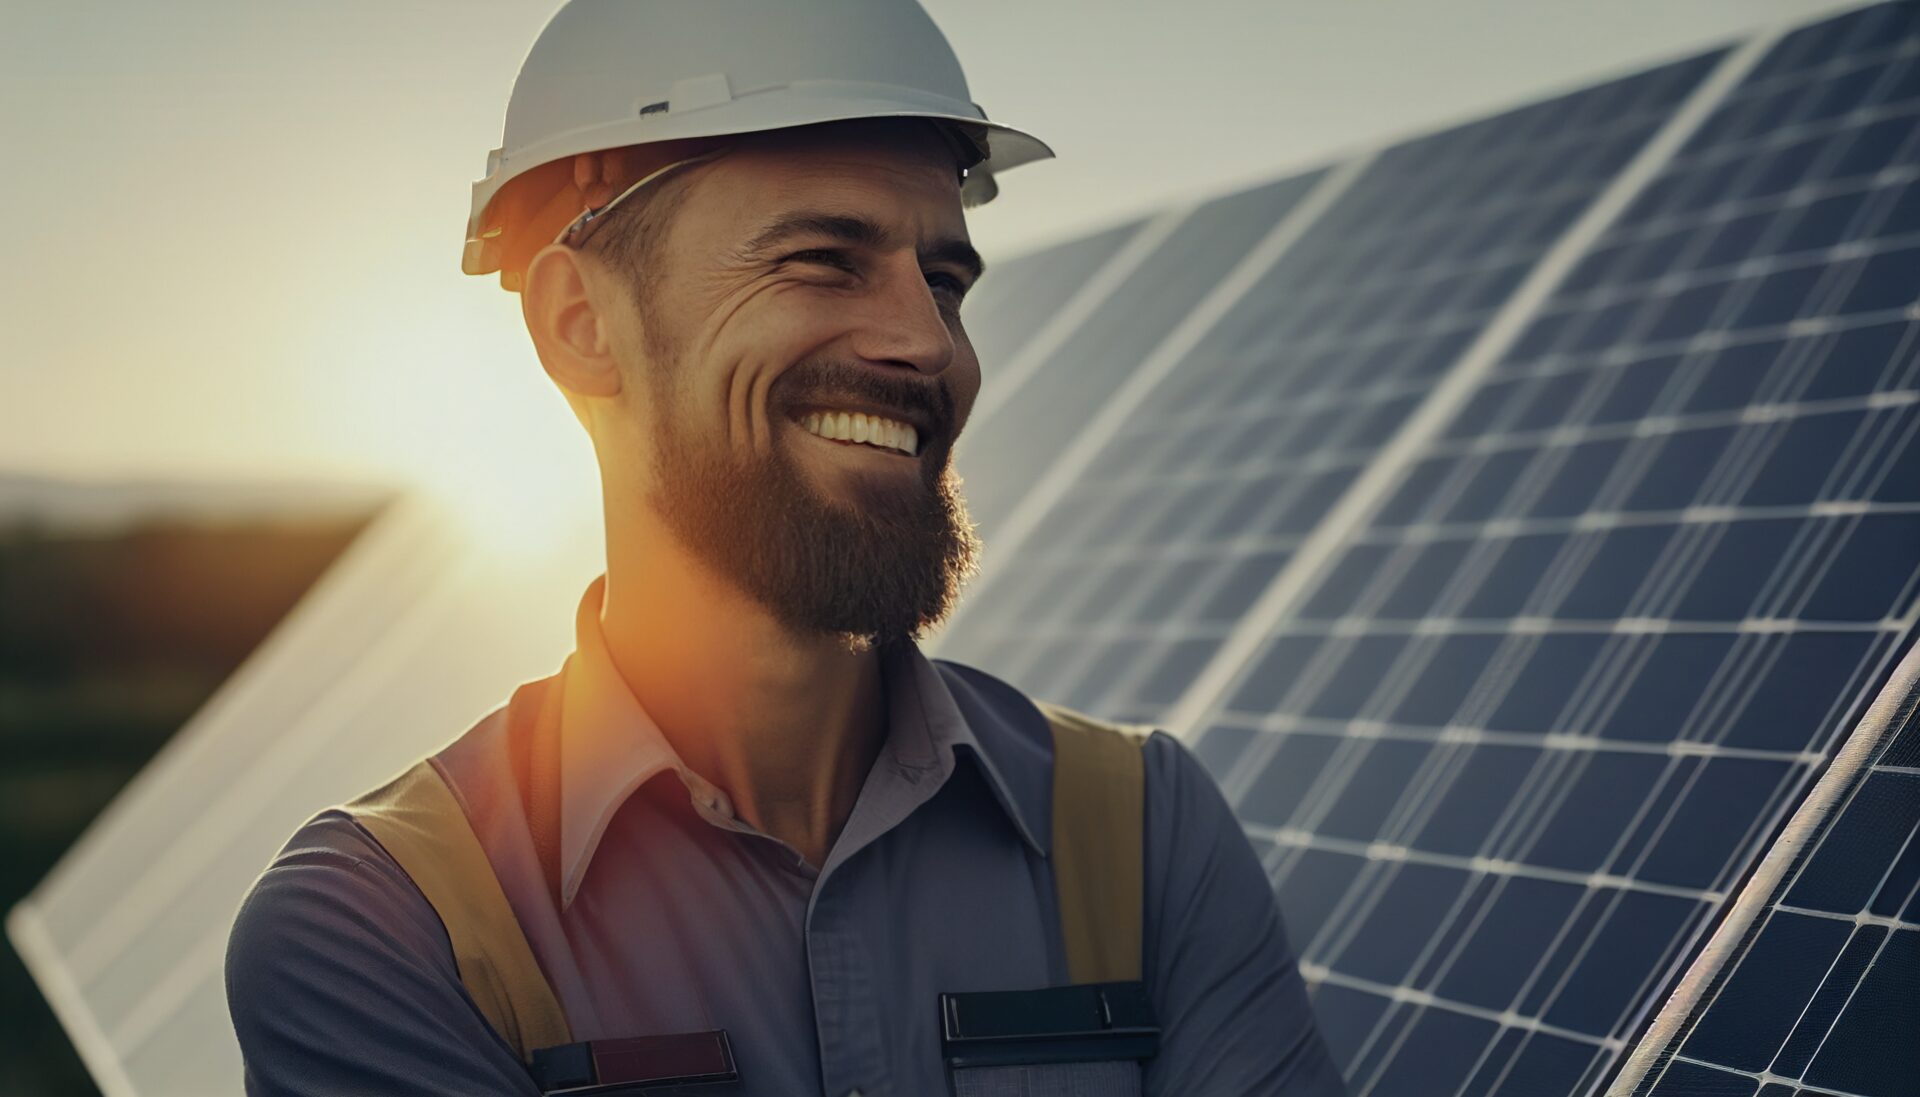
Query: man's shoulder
226 809 455 1005
224 807 535 1092
226 675 545 982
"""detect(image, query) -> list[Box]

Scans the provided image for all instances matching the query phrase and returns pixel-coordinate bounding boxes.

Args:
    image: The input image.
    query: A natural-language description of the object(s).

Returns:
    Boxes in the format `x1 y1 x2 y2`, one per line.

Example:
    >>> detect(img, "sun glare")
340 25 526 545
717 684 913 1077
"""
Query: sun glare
292 272 603 564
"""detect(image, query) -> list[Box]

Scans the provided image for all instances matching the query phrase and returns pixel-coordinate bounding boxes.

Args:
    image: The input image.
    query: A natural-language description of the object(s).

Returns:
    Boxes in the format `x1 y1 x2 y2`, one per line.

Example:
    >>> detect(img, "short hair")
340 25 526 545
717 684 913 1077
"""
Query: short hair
575 165 696 310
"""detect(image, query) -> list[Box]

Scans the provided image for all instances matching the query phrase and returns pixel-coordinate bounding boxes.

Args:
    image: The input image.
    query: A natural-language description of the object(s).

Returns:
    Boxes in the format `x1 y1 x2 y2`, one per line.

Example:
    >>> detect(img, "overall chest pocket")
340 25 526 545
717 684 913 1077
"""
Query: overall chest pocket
940 983 1157 1097
950 1059 1142 1096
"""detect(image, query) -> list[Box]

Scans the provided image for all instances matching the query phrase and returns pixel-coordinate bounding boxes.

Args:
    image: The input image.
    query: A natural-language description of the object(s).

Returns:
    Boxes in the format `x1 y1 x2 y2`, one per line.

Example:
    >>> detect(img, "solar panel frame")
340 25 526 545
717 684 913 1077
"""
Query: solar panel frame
1611 638 1920 1097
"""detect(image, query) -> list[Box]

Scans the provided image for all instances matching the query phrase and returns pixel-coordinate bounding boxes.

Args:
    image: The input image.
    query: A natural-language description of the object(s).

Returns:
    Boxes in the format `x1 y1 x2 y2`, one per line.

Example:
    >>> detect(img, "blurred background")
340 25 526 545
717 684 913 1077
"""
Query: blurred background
0 1 1886 1094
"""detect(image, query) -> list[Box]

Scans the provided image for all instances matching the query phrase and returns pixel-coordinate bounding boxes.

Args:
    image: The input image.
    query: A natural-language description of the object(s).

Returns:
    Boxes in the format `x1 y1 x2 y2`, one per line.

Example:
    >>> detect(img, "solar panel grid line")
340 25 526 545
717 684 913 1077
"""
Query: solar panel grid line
1774 901 1917 927
1609 634 1920 1096
1663 1060 1868 1097
1302 962 1621 1052
1416 387 1920 466
1183 614 1902 640
1468 299 1920 396
1159 29 1787 739
4 907 140 1097
1250 823 1724 905
925 152 1378 654
958 204 1195 432
1223 710 1827 766
60 538 488 990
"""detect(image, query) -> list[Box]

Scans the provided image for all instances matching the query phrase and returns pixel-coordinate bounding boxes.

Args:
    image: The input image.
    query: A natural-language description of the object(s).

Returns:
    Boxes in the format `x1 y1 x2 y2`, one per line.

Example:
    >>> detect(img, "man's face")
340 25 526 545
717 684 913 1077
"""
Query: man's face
602 123 985 647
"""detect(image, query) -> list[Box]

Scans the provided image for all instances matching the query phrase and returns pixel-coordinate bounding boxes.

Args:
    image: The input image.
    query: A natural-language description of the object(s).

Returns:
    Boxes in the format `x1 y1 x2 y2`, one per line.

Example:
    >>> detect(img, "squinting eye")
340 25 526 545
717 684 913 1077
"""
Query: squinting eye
927 272 968 300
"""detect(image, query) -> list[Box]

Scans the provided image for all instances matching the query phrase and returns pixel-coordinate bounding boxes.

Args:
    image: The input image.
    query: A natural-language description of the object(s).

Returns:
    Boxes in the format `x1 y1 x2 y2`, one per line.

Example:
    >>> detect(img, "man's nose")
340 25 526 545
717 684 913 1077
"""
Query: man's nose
847 255 957 377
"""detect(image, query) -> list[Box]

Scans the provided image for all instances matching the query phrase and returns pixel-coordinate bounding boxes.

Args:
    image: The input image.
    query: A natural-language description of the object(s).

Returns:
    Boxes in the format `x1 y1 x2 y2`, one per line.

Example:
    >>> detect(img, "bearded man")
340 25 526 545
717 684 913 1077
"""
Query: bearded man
223 4 1344 1096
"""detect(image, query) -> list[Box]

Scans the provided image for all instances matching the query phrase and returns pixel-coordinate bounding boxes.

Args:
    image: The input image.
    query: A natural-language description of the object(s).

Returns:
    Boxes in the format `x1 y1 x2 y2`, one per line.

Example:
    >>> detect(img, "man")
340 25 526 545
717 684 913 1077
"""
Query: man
225 2 1345 1095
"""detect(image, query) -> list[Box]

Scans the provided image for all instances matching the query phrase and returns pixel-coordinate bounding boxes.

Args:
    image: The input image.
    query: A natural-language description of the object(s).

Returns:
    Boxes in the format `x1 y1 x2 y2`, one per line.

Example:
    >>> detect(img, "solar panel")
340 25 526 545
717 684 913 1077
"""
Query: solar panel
11 4 1920 1095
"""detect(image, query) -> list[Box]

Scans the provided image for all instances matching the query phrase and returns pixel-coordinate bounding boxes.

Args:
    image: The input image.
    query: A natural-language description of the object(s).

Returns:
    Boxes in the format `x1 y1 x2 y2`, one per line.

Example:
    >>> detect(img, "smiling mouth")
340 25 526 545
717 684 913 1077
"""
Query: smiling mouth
795 410 921 457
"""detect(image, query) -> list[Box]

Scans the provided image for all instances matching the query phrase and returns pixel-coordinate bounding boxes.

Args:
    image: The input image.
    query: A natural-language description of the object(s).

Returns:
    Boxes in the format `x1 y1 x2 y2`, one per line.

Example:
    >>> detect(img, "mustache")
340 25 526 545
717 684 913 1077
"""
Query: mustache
775 360 956 437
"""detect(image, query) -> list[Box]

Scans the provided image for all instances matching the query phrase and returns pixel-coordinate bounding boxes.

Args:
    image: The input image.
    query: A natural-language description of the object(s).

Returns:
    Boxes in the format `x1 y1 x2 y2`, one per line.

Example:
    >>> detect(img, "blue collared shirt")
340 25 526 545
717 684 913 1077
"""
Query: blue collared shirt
225 577 1345 1096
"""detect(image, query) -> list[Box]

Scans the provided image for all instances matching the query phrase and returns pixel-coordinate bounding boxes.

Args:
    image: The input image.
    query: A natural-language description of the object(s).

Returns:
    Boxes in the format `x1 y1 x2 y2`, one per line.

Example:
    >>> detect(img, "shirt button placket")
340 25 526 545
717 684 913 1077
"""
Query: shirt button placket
808 878 887 1097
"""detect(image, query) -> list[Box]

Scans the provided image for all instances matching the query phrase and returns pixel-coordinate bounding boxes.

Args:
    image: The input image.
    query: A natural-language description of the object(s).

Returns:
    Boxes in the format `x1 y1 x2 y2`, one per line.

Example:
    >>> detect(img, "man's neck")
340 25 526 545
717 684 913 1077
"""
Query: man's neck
598 529 888 871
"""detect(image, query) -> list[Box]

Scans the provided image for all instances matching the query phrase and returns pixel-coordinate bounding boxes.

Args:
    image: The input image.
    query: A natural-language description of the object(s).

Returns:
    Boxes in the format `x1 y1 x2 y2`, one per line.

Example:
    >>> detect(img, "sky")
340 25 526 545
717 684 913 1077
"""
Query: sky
0 0 1865 510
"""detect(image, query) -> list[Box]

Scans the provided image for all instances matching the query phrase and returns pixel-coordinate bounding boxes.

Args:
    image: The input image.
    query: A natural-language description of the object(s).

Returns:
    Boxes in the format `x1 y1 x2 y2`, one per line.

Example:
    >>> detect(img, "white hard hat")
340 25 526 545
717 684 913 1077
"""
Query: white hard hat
463 0 1055 278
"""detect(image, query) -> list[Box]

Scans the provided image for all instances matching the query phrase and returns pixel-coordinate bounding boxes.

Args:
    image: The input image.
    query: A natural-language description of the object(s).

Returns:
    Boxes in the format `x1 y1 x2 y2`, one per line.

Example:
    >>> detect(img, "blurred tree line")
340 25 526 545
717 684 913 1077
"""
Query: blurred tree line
0 507 376 1096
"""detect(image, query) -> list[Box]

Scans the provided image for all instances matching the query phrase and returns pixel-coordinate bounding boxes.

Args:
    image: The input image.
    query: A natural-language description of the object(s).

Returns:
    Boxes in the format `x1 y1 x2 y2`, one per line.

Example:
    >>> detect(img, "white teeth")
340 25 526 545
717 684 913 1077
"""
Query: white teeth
797 409 919 455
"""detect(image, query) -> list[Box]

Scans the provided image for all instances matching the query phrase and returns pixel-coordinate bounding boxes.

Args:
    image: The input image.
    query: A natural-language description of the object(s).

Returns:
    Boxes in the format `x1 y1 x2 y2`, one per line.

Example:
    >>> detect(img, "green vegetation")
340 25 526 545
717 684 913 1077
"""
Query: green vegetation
0 512 372 1096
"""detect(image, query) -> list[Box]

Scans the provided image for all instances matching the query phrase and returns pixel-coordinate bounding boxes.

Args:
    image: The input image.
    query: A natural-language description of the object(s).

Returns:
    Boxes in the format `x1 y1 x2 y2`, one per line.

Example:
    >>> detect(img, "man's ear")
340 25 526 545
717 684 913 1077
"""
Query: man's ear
521 243 623 400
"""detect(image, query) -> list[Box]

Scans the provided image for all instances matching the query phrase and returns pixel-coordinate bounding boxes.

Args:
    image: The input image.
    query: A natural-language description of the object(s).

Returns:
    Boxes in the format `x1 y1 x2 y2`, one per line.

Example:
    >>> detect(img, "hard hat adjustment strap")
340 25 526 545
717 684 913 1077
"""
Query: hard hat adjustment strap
555 149 731 253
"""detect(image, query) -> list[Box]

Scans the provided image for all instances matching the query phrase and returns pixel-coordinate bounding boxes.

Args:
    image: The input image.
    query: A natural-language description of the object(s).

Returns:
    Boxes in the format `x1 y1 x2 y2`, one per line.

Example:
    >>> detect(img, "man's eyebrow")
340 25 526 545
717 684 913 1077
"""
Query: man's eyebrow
740 210 986 282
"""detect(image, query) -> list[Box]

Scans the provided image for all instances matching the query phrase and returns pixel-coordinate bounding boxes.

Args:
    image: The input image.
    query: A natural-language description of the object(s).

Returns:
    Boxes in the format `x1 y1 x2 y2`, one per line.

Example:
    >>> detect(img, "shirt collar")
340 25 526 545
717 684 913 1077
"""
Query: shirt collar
553 576 1046 909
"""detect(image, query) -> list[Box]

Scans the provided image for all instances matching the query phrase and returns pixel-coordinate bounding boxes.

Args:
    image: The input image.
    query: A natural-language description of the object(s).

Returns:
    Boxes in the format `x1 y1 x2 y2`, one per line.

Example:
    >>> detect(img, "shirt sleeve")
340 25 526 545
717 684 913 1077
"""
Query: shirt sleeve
1139 731 1349 1096
224 811 541 1097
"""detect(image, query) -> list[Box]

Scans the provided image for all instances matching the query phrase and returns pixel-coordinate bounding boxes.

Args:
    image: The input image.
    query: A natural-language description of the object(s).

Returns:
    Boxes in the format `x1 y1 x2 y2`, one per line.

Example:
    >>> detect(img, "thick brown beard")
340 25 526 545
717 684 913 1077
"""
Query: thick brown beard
644 367 982 647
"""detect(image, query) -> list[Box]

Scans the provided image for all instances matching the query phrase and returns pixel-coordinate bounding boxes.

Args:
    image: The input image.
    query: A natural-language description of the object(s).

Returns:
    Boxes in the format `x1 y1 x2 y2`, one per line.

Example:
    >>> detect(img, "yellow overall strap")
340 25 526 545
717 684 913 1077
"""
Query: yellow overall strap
1039 700 1150 985
346 761 572 1061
